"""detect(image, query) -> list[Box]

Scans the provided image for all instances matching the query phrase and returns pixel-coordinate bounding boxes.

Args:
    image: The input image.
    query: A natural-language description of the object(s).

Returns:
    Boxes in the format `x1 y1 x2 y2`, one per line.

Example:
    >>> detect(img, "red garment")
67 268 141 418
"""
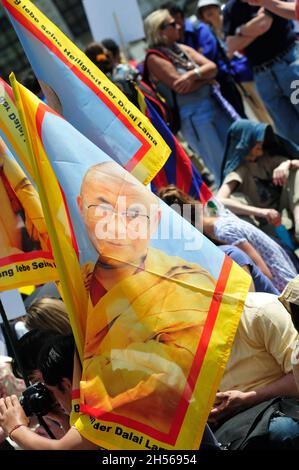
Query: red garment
89 272 107 307
89 261 145 306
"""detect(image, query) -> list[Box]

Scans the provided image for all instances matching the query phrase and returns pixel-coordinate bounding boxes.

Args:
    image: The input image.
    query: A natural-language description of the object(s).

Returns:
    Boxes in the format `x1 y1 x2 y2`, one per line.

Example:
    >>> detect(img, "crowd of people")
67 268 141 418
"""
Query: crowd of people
2 0 299 451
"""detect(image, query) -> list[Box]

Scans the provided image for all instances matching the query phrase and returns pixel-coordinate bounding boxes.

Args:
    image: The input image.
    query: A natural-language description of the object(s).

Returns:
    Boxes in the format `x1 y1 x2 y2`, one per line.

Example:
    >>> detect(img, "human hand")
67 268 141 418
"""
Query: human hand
289 159 299 170
0 395 29 437
208 390 256 425
273 161 290 186
173 71 196 94
258 208 281 225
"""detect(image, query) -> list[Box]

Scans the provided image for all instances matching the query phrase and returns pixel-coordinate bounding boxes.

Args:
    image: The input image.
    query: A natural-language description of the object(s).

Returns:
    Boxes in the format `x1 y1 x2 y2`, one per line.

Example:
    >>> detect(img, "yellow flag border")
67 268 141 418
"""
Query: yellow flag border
10 73 84 361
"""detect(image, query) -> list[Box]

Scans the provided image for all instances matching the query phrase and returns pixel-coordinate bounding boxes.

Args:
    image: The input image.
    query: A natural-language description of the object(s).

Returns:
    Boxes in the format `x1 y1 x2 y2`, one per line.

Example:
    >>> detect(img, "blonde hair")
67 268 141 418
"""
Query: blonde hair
25 297 72 335
144 9 171 47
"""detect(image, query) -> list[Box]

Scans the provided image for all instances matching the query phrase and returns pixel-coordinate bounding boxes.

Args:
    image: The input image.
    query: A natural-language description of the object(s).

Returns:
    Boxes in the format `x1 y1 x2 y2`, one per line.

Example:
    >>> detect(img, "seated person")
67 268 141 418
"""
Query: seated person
203 212 298 292
218 244 279 294
217 119 299 238
210 291 299 449
162 1 247 117
158 185 285 292
278 275 299 390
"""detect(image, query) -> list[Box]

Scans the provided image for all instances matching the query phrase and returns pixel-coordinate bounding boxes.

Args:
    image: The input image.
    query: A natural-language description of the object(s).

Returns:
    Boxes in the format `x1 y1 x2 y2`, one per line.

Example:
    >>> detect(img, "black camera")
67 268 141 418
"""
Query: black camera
20 382 55 417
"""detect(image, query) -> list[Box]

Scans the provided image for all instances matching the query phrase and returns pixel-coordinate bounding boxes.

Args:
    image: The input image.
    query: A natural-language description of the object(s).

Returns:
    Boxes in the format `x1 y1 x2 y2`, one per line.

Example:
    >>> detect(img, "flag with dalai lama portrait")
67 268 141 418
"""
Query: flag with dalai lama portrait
11 75 251 450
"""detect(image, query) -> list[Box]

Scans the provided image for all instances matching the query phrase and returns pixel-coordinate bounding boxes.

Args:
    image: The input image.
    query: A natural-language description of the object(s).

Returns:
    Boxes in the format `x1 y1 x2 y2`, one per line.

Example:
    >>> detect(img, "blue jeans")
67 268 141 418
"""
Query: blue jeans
254 42 299 145
268 416 299 449
179 88 234 186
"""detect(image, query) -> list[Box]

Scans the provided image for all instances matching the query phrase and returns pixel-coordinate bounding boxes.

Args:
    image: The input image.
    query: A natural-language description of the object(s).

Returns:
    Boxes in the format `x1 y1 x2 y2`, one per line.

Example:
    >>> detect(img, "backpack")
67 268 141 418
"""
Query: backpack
214 397 299 450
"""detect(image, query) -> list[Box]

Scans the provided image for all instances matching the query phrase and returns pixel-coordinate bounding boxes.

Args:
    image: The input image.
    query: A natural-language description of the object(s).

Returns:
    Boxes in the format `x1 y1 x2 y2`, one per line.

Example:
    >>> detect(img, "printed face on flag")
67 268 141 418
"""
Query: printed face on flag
26 99 250 449
77 162 162 267
10 60 250 448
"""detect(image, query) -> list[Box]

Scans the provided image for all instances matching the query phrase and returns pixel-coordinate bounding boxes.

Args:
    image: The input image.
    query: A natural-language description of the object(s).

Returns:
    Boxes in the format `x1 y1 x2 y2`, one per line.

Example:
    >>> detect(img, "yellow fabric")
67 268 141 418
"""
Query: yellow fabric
12 76 87 359
72 249 250 450
0 78 58 292
18 285 35 295
0 177 22 257
3 154 49 251
220 292 299 393
10 72 252 450
0 152 49 255
4 0 171 186
79 247 216 434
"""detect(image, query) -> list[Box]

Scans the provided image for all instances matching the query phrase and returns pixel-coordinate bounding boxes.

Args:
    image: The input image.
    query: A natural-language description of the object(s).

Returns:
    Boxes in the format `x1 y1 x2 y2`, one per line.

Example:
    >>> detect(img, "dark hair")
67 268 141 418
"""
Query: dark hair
84 41 113 74
12 329 56 379
157 185 198 227
84 41 105 64
161 2 184 17
101 38 120 59
38 335 75 390
20 70 42 96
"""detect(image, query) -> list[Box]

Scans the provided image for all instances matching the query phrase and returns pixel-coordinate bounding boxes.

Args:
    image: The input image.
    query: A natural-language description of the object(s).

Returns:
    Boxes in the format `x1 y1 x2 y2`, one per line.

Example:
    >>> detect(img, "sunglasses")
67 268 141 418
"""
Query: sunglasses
161 20 177 30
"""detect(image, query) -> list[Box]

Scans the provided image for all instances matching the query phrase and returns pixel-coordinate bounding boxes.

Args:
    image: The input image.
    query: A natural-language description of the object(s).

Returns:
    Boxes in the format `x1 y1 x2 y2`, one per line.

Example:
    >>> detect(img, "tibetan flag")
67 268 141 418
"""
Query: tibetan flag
138 93 213 204
2 0 170 185
12 75 251 450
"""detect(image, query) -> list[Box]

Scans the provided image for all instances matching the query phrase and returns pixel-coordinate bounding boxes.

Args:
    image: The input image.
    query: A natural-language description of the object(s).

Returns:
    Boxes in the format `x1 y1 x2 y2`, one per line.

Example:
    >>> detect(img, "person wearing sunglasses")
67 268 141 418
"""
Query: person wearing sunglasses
143 9 239 186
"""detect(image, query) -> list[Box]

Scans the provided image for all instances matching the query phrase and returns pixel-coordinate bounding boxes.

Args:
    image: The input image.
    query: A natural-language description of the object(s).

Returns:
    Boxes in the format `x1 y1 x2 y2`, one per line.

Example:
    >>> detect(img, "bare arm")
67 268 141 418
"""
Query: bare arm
239 10 273 37
252 372 299 403
210 373 298 423
0 396 98 450
226 10 273 55
226 34 259 57
217 181 263 218
217 181 281 223
9 426 98 450
236 240 273 279
180 44 218 80
246 0 296 20
146 50 217 95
